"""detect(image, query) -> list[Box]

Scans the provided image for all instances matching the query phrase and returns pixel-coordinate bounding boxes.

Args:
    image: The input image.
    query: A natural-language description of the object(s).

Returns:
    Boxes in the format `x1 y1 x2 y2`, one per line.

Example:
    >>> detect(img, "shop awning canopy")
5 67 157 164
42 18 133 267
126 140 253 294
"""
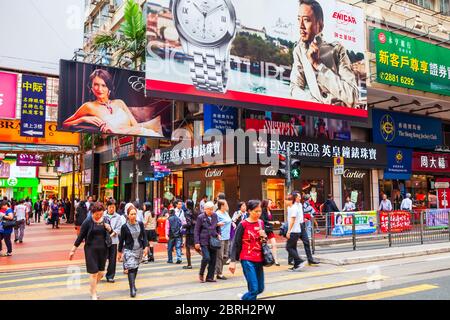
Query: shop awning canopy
0 144 80 155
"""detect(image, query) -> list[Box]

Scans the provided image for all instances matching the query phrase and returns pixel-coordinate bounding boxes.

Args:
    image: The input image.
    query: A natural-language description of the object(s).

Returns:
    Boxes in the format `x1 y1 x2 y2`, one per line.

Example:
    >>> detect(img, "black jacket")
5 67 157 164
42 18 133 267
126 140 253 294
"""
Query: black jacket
74 217 112 247
118 222 148 252
261 208 273 233
323 199 339 213
194 213 220 246
75 205 88 226
183 209 198 235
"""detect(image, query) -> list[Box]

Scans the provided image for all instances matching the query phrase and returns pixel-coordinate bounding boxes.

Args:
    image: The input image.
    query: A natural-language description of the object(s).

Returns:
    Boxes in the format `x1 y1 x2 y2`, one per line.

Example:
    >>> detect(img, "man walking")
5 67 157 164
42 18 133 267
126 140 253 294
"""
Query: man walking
34 200 42 223
293 192 320 266
104 199 125 283
14 200 28 243
379 194 393 212
166 209 183 264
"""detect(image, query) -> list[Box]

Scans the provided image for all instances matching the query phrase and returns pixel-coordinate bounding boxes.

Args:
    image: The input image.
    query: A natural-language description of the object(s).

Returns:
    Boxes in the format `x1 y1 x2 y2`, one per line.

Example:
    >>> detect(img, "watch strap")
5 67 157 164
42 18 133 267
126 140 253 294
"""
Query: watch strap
189 50 228 93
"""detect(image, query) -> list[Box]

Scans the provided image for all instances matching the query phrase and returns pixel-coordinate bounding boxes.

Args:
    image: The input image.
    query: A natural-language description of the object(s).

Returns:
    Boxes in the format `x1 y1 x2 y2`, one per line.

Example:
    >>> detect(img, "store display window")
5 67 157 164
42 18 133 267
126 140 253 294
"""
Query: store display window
262 179 285 210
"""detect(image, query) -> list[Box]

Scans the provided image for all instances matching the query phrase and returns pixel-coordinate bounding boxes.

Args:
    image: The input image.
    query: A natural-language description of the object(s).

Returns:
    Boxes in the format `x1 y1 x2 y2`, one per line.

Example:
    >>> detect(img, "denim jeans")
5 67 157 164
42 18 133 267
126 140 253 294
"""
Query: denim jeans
241 260 264 300
167 237 182 262
306 219 312 240
0 233 12 254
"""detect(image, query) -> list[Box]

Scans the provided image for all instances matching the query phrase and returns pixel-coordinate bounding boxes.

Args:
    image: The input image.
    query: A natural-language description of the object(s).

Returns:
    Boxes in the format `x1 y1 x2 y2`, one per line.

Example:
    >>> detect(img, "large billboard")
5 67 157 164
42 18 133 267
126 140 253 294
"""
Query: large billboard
0 71 18 119
374 28 450 96
145 0 367 120
58 60 173 138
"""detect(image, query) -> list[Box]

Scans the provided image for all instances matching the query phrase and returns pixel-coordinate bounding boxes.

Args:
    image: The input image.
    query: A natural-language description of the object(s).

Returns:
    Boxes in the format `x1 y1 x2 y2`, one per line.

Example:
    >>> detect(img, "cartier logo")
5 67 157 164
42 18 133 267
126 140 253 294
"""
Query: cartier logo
205 168 224 178
343 169 366 179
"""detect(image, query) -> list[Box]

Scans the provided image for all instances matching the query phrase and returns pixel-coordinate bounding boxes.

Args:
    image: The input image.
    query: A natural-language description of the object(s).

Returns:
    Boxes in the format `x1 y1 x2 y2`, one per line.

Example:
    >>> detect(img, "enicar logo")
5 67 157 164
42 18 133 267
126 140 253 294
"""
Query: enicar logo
332 11 357 25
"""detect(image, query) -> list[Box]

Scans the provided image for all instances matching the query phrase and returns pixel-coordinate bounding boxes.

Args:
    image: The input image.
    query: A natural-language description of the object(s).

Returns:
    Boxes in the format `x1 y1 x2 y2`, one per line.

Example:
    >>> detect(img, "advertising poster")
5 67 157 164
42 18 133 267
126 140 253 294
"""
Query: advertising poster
374 28 450 96
372 109 442 149
58 60 173 138
246 112 351 140
380 211 412 233
0 71 18 119
426 209 450 230
20 75 46 138
204 104 238 133
331 211 377 236
145 0 367 119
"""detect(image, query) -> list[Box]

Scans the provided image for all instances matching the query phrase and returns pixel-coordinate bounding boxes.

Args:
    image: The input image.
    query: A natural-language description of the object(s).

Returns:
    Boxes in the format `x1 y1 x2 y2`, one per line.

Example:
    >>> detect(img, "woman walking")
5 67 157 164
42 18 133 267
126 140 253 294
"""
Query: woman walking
0 201 14 257
74 200 88 235
183 199 198 269
69 202 112 300
194 201 221 283
50 200 60 229
261 199 281 266
118 204 149 298
215 199 232 280
143 202 157 263
229 200 267 300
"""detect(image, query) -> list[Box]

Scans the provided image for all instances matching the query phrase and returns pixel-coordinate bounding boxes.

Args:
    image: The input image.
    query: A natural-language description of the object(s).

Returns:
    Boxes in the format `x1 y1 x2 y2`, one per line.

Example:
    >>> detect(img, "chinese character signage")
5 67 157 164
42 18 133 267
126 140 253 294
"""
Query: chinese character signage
380 211 412 233
412 152 449 173
20 74 46 138
0 71 18 119
204 104 238 134
384 147 412 180
375 28 450 96
372 109 442 149
0 120 80 146
145 0 368 120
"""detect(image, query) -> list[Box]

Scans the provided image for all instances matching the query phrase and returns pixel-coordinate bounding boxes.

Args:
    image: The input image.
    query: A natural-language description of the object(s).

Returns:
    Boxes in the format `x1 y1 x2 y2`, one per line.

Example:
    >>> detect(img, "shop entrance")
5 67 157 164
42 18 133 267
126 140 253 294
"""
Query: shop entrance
206 179 225 202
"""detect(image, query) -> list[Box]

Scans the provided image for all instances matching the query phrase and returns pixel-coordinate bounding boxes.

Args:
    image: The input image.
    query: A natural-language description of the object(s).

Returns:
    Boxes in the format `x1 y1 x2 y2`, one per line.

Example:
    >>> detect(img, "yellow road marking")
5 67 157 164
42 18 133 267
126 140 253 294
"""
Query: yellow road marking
341 284 438 300
259 275 388 299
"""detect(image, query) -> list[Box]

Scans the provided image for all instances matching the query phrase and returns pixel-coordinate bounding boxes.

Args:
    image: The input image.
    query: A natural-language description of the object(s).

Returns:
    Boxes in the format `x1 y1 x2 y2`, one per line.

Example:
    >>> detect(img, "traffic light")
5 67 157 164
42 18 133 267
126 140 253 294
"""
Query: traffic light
291 159 301 180
277 154 287 178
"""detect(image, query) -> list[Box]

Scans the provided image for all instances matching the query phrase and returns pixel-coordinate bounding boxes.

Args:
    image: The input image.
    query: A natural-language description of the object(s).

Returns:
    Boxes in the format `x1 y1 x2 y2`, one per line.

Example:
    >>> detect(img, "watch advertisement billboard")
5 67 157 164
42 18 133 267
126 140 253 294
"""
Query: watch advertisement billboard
57 60 173 138
145 0 367 120
374 28 450 96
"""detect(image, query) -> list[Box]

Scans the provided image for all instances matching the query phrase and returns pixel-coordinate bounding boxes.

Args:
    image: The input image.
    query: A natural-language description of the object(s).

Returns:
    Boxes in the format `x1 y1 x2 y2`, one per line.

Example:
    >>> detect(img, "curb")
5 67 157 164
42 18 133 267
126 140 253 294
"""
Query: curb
312 246 450 266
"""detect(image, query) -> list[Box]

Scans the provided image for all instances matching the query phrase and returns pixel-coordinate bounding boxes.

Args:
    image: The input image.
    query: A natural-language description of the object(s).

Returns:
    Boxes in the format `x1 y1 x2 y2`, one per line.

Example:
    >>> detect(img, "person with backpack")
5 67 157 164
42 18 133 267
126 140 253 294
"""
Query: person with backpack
183 199 198 269
229 200 267 300
165 208 183 264
0 201 15 257
261 199 281 266
194 201 221 283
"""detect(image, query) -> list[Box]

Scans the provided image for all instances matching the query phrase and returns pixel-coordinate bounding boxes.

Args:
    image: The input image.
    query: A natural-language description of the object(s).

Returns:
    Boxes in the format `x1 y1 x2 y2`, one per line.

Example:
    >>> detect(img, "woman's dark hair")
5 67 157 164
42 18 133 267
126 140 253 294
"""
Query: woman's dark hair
89 69 114 95
247 200 262 212
217 199 227 211
79 200 86 209
132 201 142 211
106 199 116 207
237 201 246 211
217 193 226 200
91 202 105 214
143 202 152 212
261 199 270 211
186 199 194 211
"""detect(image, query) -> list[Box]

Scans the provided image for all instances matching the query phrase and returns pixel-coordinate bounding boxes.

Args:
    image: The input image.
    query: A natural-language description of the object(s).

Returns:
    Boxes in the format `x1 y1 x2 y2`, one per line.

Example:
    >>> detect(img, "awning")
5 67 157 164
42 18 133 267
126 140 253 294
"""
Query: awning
0 144 79 155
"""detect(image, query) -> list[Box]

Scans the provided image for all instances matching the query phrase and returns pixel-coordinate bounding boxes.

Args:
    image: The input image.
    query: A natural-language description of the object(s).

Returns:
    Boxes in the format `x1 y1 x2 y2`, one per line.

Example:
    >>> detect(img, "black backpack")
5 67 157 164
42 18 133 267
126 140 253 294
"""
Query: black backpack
279 222 289 238
169 215 182 238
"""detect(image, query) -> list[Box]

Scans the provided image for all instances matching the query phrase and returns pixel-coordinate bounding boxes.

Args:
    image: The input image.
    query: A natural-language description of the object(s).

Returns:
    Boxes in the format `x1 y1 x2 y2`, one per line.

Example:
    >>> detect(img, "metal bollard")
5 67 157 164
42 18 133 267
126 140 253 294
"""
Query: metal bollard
312 216 316 254
352 213 356 251
420 210 424 245
388 211 392 248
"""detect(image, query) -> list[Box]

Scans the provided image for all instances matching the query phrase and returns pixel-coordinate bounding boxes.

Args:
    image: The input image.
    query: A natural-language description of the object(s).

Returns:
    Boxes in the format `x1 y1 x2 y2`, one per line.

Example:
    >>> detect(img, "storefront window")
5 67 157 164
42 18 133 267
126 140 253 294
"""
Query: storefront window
342 169 370 211
206 180 224 202
263 179 285 210
188 181 201 206
300 180 325 209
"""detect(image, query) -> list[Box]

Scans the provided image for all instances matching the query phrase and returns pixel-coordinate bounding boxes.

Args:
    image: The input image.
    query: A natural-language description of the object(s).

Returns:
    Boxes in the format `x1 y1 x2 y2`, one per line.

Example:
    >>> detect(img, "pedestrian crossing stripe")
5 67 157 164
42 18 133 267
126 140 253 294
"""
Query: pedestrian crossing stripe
340 284 438 300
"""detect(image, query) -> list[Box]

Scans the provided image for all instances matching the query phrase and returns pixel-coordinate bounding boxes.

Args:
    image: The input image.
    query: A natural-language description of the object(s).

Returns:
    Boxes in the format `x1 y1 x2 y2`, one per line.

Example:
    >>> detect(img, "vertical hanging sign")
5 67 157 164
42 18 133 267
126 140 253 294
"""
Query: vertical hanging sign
20 75 46 137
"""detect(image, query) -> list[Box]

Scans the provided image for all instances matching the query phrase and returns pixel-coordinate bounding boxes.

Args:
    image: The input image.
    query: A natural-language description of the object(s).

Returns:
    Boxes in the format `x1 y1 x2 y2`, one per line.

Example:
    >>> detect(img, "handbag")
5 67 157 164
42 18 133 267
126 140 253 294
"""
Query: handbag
2 218 17 228
259 221 274 267
209 236 221 250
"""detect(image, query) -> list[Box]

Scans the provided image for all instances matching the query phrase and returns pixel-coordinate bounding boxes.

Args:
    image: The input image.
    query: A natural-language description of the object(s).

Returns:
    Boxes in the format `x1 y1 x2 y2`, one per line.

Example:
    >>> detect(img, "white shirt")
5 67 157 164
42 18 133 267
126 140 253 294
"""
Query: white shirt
14 204 28 221
400 198 413 211
174 208 186 225
343 202 356 212
379 199 393 211
287 205 302 233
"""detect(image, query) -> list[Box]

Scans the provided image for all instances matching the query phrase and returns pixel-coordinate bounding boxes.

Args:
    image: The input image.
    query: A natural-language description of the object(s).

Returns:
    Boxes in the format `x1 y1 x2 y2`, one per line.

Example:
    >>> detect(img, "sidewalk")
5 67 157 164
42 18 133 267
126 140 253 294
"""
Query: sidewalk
311 242 450 266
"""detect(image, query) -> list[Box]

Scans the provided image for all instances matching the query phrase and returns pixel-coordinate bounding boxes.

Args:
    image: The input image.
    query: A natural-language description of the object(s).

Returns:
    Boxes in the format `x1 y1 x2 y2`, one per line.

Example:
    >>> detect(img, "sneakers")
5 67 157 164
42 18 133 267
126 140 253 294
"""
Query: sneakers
290 261 307 271
176 260 182 264
237 293 244 300
217 275 227 280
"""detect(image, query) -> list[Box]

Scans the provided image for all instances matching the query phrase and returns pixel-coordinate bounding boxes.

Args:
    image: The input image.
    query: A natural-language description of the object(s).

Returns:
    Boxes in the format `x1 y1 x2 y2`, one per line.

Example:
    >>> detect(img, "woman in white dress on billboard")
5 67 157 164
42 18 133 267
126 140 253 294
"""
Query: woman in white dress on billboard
63 69 163 136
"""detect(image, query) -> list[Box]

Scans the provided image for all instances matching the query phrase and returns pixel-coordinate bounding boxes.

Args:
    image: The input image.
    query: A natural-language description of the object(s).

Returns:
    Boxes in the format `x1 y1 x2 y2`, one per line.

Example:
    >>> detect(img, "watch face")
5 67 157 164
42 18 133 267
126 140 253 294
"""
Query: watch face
175 0 236 46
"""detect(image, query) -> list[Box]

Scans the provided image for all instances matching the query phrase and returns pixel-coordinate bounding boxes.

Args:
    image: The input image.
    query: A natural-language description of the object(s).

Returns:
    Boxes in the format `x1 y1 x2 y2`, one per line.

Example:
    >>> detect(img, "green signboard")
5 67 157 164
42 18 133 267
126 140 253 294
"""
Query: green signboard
374 28 450 96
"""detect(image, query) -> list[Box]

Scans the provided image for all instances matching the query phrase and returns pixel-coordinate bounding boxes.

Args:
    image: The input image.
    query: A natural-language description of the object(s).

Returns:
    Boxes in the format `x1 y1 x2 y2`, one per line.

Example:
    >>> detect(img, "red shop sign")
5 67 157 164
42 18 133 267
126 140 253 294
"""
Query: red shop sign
412 152 450 173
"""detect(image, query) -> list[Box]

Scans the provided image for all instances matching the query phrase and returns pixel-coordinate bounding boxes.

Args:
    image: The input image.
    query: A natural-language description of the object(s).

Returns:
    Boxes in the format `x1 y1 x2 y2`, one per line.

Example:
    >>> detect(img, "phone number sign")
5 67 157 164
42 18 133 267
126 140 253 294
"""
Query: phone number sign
374 28 450 97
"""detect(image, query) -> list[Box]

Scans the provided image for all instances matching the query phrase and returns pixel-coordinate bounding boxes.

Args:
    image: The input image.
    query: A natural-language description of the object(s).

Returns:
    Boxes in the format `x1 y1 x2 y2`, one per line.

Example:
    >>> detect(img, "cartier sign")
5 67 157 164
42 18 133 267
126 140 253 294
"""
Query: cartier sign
205 168 224 178
343 169 366 179
262 166 278 176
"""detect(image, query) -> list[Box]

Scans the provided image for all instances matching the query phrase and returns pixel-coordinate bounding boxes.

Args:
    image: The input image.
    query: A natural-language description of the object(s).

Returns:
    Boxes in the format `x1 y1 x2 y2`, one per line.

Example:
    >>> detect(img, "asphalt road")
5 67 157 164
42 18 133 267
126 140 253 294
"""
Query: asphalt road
1 248 450 300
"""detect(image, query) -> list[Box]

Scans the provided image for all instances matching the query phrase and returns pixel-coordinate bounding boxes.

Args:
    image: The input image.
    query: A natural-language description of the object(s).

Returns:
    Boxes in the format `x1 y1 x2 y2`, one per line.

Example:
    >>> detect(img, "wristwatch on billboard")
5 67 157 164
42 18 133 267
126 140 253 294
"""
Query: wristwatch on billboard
172 0 237 93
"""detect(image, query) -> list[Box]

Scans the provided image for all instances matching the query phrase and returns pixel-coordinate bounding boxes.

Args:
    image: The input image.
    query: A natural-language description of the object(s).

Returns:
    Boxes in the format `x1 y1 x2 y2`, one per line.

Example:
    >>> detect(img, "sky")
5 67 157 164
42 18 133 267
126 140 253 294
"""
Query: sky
0 0 84 75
